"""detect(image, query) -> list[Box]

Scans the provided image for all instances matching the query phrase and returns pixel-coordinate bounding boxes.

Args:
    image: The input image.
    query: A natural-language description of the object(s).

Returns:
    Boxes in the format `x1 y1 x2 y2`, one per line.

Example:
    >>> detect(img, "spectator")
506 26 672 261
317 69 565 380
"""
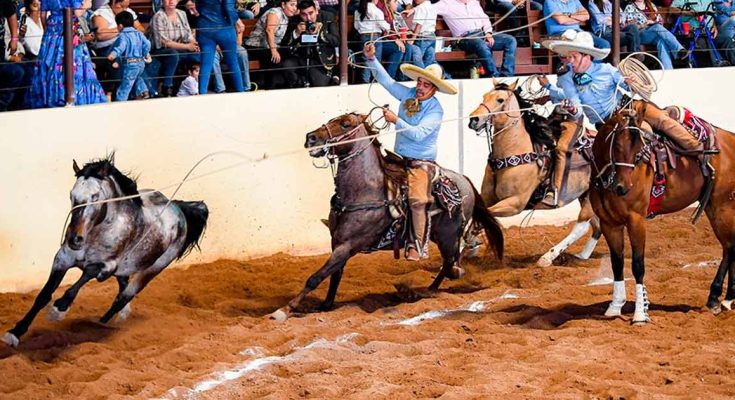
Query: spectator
107 11 151 100
245 0 298 88
18 0 41 60
280 0 339 87
177 0 199 27
195 0 245 94
177 60 199 95
316 0 338 14
435 0 517 77
0 0 24 111
714 0 735 64
671 0 715 32
29 0 106 107
91 0 140 100
544 0 610 49
354 0 390 83
488 0 543 47
148 0 199 96
374 0 424 80
622 0 688 69
411 0 437 66
589 0 640 56
234 18 251 90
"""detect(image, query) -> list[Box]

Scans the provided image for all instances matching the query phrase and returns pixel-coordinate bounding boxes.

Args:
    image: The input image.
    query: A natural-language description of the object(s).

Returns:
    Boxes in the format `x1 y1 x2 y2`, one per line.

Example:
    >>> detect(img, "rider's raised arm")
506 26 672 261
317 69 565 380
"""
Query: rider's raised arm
366 58 412 101
395 103 443 142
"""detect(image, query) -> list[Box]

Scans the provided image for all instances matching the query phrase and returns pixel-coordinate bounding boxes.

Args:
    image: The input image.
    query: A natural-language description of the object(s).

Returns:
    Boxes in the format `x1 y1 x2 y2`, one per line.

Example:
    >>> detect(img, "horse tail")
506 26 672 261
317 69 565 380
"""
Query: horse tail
470 185 504 260
172 200 209 260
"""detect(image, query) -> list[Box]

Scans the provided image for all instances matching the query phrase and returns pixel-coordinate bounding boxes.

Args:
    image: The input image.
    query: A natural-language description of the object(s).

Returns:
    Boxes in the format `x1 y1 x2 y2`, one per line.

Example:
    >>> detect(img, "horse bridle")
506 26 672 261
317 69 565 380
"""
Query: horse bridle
476 91 522 153
593 116 649 190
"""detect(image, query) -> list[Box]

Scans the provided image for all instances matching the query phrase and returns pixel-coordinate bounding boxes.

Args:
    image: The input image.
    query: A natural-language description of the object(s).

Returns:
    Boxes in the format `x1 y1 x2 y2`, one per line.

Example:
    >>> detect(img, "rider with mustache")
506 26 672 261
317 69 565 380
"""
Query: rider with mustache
364 41 457 261
538 30 703 207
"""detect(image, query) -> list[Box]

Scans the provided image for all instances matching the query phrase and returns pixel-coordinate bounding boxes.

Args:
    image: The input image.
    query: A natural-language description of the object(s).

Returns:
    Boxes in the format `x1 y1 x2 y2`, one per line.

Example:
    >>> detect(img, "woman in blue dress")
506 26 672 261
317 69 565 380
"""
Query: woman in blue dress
29 0 106 107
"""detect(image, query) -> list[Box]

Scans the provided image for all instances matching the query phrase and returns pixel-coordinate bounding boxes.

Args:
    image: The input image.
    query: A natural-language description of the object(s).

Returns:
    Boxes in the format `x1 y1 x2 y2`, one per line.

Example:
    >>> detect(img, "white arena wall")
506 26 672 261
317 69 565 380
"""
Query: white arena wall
0 67 731 292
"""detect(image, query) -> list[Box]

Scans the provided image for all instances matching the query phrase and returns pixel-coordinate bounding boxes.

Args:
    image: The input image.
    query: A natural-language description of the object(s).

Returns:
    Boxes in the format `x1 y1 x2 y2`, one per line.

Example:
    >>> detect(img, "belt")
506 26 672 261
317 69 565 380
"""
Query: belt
461 29 486 38
125 57 144 64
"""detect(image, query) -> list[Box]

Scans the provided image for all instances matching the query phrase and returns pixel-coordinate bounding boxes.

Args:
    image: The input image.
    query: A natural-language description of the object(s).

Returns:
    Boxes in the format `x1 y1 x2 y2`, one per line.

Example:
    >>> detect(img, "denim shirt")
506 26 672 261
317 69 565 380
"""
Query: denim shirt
714 0 735 27
549 62 627 124
110 27 151 61
588 0 614 35
367 58 444 161
544 0 584 35
195 0 238 29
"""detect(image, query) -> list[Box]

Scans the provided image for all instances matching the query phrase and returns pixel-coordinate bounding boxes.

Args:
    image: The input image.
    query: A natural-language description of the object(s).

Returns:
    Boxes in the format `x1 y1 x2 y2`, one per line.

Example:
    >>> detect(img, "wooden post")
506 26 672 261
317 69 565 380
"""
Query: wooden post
63 7 75 105
612 0 621 66
339 0 349 85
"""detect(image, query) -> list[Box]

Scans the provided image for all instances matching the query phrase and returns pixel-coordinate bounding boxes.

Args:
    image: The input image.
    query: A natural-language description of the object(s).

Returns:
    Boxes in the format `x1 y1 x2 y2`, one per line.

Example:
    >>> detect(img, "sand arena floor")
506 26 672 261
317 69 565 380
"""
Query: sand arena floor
1 210 734 399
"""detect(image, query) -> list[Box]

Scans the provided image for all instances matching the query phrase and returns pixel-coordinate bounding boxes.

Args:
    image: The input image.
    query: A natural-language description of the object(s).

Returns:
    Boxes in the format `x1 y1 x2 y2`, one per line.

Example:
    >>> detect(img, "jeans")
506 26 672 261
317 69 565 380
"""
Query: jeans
0 62 24 111
237 46 251 91
599 25 641 54
718 16 735 40
145 48 226 94
197 26 244 94
415 34 437 66
359 33 381 83
639 23 683 69
116 61 147 101
494 0 543 28
359 33 423 82
457 31 517 77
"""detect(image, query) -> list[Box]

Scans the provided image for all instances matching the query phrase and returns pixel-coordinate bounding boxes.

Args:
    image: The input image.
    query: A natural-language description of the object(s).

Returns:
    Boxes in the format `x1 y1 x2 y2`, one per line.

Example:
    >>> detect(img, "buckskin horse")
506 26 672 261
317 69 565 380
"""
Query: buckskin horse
270 113 504 321
1 155 208 348
591 101 735 324
467 79 601 267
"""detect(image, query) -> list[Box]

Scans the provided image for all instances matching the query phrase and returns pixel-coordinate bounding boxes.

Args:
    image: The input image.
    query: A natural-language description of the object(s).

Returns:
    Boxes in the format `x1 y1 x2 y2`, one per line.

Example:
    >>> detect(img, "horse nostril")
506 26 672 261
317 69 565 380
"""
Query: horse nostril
73 235 83 245
614 184 628 196
469 117 478 126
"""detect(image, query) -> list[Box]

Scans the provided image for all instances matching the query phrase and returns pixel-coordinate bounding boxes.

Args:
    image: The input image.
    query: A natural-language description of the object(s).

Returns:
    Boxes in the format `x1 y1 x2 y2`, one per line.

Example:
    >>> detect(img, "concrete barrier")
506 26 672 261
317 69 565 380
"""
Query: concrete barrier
0 67 731 292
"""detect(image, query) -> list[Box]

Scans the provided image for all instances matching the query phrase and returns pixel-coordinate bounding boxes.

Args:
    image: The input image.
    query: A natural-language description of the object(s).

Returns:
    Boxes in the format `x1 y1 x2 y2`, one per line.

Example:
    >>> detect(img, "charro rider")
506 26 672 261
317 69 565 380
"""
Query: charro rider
363 41 457 261
537 30 703 207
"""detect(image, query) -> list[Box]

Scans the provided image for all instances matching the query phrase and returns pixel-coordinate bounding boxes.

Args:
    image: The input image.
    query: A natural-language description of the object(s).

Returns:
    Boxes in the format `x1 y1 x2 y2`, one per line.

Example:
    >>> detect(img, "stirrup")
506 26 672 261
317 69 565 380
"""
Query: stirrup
542 189 558 207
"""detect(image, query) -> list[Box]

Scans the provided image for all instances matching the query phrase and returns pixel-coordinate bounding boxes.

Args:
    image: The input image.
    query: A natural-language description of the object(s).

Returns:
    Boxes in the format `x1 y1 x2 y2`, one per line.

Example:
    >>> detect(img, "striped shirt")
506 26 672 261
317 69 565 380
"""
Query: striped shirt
150 9 194 50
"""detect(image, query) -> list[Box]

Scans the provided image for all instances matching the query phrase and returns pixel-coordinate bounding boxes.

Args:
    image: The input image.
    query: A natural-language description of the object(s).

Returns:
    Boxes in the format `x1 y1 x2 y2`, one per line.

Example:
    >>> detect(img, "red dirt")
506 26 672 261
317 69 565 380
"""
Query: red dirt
1 210 734 399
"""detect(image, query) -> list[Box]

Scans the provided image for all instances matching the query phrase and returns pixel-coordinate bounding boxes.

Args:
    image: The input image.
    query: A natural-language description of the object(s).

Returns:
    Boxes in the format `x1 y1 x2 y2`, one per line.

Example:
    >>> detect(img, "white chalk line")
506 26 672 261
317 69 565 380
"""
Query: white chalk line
395 291 520 326
682 259 721 269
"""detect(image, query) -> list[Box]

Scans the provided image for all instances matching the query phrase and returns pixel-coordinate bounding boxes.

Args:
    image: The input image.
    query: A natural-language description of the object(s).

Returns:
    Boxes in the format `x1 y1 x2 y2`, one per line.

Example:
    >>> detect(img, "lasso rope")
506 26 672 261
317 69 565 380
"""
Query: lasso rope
618 51 665 102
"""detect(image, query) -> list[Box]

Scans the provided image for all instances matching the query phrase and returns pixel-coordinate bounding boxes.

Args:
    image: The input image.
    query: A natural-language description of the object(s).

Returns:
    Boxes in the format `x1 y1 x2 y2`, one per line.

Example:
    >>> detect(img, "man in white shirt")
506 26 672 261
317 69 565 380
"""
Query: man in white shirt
411 0 438 66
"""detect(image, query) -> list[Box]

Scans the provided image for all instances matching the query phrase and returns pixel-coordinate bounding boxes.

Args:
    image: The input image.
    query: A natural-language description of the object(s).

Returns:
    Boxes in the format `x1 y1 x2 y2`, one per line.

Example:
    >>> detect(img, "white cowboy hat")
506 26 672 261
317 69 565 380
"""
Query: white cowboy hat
542 30 610 60
400 63 458 95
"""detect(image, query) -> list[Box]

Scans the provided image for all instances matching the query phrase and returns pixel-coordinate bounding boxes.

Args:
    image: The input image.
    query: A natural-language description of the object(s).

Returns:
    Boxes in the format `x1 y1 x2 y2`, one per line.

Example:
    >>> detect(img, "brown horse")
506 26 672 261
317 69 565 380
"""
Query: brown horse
590 102 735 324
467 80 601 267
270 113 504 321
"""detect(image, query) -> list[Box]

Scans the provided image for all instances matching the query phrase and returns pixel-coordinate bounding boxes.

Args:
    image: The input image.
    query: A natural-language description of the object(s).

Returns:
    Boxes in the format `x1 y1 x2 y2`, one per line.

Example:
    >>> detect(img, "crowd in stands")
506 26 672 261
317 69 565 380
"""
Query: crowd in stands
1 0 734 111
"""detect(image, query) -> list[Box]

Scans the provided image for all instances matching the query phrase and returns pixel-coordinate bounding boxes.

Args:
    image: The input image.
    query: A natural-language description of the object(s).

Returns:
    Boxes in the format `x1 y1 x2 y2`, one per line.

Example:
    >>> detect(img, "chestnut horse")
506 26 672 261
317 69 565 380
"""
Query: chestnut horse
468 80 601 266
591 102 735 324
270 113 504 321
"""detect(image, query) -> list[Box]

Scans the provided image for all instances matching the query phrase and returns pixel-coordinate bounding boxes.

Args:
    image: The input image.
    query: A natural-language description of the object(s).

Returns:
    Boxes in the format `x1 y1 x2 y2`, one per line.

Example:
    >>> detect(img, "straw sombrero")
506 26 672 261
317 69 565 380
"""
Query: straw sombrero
542 30 610 60
400 63 458 95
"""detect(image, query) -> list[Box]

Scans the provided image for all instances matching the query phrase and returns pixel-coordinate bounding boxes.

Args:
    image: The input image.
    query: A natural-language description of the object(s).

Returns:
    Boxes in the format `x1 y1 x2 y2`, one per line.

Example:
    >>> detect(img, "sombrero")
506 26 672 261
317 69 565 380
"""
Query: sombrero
542 29 610 60
400 63 458 95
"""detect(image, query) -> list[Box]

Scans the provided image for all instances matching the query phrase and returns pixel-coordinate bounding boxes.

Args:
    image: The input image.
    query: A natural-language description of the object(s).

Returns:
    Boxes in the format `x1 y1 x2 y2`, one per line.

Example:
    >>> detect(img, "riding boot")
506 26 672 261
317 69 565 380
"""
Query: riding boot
542 120 577 207
406 164 432 261
633 101 703 152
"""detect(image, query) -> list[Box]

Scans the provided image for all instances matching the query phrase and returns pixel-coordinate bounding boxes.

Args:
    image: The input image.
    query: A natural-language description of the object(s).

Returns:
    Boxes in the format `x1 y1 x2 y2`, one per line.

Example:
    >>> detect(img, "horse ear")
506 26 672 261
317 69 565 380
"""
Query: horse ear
508 79 519 91
108 152 116 165
492 78 499 88
73 159 80 175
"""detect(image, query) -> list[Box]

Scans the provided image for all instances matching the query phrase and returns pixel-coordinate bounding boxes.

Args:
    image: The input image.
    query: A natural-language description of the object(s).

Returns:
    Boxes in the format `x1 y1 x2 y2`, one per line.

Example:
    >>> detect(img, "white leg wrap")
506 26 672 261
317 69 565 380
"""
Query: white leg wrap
537 221 590 267
632 284 651 324
721 299 734 311
1 332 19 348
575 237 599 260
604 280 627 317
48 305 68 322
117 304 132 321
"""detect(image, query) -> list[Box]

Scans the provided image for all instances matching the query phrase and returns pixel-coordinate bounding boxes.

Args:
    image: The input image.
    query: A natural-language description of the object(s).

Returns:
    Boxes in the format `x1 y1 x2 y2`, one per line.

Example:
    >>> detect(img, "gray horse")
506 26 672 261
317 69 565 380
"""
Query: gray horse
2 155 208 348
271 113 503 321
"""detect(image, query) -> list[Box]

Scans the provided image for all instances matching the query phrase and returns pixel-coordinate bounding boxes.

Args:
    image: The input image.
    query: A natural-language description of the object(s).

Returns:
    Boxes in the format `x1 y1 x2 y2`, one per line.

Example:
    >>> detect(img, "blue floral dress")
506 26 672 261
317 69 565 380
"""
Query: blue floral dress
29 0 106 107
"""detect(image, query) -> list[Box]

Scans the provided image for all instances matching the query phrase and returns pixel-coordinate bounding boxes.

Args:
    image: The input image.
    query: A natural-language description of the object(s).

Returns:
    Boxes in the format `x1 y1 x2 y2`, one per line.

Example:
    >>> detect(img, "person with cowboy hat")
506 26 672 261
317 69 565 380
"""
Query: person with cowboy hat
364 41 457 261
537 29 703 207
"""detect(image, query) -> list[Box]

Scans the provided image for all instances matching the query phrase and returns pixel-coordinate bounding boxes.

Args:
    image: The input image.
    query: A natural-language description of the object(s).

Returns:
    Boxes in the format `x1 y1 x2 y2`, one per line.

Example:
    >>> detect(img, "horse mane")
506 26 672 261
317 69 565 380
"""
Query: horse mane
494 83 556 149
76 153 143 207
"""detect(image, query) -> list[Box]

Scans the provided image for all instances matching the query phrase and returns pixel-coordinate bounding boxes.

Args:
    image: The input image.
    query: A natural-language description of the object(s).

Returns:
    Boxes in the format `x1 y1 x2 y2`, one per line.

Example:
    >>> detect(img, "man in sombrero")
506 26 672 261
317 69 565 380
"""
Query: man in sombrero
364 42 457 261
538 29 703 207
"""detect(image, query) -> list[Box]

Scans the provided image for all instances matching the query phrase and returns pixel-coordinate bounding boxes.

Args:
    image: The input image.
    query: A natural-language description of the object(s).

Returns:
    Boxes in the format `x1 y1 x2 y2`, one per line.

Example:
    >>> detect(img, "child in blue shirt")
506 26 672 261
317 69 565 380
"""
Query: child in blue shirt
107 11 151 101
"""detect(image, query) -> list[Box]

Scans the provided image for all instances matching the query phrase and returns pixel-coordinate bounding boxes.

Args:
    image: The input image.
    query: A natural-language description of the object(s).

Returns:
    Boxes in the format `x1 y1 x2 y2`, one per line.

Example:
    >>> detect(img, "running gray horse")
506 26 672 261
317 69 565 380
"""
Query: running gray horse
2 154 208 347
271 113 504 321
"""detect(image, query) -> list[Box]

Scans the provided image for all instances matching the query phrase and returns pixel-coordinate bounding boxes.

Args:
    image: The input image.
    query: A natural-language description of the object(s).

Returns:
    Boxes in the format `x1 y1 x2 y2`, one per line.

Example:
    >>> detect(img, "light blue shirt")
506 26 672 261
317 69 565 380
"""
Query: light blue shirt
544 0 584 35
110 27 151 61
548 62 627 124
588 0 614 35
367 58 444 161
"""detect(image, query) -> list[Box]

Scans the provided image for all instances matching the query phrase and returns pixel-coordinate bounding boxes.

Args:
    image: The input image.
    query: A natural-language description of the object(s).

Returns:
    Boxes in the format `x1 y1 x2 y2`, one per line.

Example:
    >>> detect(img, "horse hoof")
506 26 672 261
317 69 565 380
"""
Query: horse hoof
117 304 132 321
317 301 334 312
449 266 466 280
604 305 623 317
1 332 19 348
461 245 480 259
631 319 649 326
710 303 723 315
721 299 734 311
632 312 650 325
48 306 67 322
537 256 553 267
270 308 289 322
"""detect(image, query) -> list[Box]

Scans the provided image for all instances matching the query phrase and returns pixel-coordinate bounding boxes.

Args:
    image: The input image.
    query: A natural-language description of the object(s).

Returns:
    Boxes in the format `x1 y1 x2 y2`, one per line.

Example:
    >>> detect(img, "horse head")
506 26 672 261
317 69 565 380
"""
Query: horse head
594 109 645 196
468 79 521 132
305 112 369 158
66 154 140 250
